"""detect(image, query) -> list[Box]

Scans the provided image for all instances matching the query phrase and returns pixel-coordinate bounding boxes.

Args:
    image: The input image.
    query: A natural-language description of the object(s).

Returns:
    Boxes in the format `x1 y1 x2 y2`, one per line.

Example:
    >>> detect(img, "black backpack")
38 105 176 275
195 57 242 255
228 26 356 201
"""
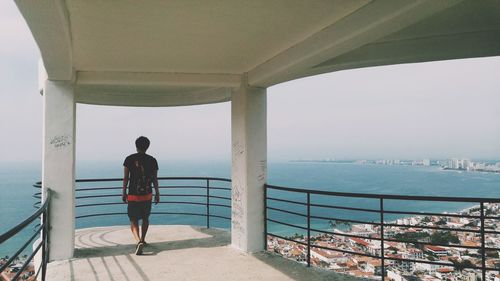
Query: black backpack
133 159 152 195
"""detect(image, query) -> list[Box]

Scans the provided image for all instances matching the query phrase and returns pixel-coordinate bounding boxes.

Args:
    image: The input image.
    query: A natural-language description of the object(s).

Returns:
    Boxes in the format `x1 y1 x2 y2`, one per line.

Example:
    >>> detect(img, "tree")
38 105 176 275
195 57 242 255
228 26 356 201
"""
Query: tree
421 216 431 223
329 219 352 231
452 259 474 272
435 218 447 225
430 231 459 245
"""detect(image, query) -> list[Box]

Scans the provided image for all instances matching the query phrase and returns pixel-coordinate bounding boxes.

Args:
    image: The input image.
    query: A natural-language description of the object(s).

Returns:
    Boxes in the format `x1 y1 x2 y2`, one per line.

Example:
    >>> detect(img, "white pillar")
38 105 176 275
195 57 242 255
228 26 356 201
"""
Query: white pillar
231 77 267 252
42 80 76 261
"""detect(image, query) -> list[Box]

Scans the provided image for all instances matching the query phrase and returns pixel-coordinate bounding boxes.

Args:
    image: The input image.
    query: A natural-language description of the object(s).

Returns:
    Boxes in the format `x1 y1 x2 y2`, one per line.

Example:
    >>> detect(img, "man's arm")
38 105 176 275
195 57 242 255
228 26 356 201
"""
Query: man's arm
122 166 129 203
153 169 160 205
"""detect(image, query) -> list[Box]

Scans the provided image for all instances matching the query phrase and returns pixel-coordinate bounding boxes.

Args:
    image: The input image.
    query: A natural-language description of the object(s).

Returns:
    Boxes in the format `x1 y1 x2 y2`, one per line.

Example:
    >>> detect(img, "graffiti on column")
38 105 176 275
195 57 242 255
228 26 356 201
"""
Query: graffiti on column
258 160 267 183
231 140 246 244
50 135 72 149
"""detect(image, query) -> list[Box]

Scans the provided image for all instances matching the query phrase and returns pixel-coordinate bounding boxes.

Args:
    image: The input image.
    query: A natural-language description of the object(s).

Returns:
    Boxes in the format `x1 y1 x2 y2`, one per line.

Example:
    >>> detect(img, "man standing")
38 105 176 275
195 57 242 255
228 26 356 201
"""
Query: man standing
122 136 160 255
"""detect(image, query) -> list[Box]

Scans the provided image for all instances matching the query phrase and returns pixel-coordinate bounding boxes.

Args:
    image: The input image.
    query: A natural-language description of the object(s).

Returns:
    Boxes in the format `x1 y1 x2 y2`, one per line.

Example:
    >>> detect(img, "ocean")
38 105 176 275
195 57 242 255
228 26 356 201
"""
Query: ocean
1 161 499 257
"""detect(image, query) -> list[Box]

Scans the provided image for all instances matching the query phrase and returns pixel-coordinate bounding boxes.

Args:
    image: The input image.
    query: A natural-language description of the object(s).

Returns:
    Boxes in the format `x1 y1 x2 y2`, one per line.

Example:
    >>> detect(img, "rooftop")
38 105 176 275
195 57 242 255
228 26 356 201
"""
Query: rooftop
46 225 358 281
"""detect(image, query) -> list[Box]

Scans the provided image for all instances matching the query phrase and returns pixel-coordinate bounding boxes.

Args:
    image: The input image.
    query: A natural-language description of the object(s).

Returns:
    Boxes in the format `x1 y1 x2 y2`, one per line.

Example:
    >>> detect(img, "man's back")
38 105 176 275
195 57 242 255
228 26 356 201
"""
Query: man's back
123 153 158 195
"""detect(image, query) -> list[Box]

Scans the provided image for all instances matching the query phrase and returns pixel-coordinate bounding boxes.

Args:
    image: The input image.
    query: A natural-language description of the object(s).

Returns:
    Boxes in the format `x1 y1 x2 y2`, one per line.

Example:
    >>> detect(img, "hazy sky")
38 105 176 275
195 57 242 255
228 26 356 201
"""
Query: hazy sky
1 1 499 163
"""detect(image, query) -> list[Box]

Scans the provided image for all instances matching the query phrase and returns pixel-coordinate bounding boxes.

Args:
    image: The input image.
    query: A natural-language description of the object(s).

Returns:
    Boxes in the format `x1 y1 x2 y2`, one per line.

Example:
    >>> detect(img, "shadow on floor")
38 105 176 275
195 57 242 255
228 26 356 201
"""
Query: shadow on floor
74 227 229 258
61 226 363 281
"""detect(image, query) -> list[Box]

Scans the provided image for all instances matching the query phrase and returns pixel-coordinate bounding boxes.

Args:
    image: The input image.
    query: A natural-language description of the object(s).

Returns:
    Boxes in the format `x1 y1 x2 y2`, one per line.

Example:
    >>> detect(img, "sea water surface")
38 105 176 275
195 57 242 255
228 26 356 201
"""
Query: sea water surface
1 161 499 256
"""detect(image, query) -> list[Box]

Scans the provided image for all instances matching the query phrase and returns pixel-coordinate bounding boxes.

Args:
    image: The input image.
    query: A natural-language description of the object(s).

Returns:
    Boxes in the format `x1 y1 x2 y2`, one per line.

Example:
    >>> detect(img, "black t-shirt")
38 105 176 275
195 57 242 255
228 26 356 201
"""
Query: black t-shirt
123 153 159 195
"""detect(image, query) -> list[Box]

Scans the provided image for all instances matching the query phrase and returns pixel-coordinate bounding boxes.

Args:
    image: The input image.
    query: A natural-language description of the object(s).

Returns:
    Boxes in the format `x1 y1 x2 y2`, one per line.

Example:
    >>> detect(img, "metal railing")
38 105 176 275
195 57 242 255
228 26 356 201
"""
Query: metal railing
265 184 500 281
37 177 232 227
0 189 51 281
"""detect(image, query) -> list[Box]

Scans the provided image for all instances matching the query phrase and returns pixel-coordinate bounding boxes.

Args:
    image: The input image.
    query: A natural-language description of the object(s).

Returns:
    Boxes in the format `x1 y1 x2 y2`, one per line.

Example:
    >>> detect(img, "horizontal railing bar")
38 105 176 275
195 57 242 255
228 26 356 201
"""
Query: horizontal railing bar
310 202 379 213
75 212 231 220
76 187 122 191
266 184 500 203
267 206 308 218
75 185 232 192
484 229 500 234
163 177 232 182
76 194 217 199
311 243 493 271
485 215 500 220
55 183 222 191
309 214 380 226
0 223 44 273
76 212 127 219
150 212 208 217
305 227 493 252
267 218 309 231
383 222 482 233
161 194 207 198
76 202 123 208
12 240 43 281
76 201 231 209
209 195 231 201
76 194 121 199
159 186 206 189
159 185 206 189
311 243 381 259
208 203 232 208
267 233 308 246
382 236 487 250
382 209 481 219
309 227 381 241
0 190 50 244
267 197 307 206
75 177 231 183
158 201 206 206
206 186 232 191
384 255 492 271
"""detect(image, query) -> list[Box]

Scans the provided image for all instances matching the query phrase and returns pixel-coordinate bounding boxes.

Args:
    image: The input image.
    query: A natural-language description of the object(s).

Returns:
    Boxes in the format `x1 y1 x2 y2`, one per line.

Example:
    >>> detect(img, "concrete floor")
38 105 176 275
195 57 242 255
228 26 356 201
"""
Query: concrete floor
46 225 360 281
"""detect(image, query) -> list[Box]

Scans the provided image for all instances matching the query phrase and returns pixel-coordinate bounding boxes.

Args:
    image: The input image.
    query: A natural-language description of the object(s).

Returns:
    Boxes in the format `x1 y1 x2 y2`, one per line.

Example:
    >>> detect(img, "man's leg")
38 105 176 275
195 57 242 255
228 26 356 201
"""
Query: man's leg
130 220 141 243
140 201 152 243
140 218 149 243
128 202 142 243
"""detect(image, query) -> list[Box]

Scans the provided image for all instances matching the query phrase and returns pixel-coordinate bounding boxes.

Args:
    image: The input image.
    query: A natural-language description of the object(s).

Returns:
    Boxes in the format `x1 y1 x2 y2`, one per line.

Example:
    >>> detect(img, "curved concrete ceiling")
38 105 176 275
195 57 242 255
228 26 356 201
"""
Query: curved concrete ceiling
14 0 500 106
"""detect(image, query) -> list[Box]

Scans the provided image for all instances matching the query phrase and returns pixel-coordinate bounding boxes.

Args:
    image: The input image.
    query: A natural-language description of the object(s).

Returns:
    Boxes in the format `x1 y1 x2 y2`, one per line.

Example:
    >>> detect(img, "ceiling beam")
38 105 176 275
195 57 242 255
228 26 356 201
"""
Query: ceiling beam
76 71 242 88
75 87 232 107
248 0 464 88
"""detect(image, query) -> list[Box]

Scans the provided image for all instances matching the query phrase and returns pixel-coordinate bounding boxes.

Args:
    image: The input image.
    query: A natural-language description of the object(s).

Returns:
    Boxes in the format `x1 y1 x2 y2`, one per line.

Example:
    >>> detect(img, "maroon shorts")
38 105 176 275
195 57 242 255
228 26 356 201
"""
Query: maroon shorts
127 200 152 221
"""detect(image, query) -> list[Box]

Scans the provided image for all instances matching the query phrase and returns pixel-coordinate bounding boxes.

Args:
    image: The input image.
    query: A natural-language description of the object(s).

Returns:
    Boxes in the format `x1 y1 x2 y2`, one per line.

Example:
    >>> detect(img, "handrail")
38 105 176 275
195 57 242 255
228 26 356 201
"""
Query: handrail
0 189 51 281
266 183 500 203
27 178 499 281
69 177 232 229
265 183 500 281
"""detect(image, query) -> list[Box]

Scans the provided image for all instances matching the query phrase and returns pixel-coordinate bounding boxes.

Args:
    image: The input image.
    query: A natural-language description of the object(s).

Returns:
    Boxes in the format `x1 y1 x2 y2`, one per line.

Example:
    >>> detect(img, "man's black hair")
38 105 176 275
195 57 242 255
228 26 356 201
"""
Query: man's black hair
135 136 150 151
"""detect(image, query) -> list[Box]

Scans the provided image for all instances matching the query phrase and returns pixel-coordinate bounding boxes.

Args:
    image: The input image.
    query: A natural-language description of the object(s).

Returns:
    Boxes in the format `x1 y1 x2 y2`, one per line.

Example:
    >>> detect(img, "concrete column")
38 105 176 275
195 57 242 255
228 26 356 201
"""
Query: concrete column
231 77 267 252
42 80 76 261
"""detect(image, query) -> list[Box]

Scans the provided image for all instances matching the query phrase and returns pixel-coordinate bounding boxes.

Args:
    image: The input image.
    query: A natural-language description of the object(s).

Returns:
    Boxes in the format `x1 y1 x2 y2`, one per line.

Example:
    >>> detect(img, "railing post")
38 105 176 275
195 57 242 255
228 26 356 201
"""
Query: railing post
206 179 210 229
480 202 486 281
307 192 311 267
42 189 50 281
264 184 268 251
380 198 385 281
41 207 48 281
